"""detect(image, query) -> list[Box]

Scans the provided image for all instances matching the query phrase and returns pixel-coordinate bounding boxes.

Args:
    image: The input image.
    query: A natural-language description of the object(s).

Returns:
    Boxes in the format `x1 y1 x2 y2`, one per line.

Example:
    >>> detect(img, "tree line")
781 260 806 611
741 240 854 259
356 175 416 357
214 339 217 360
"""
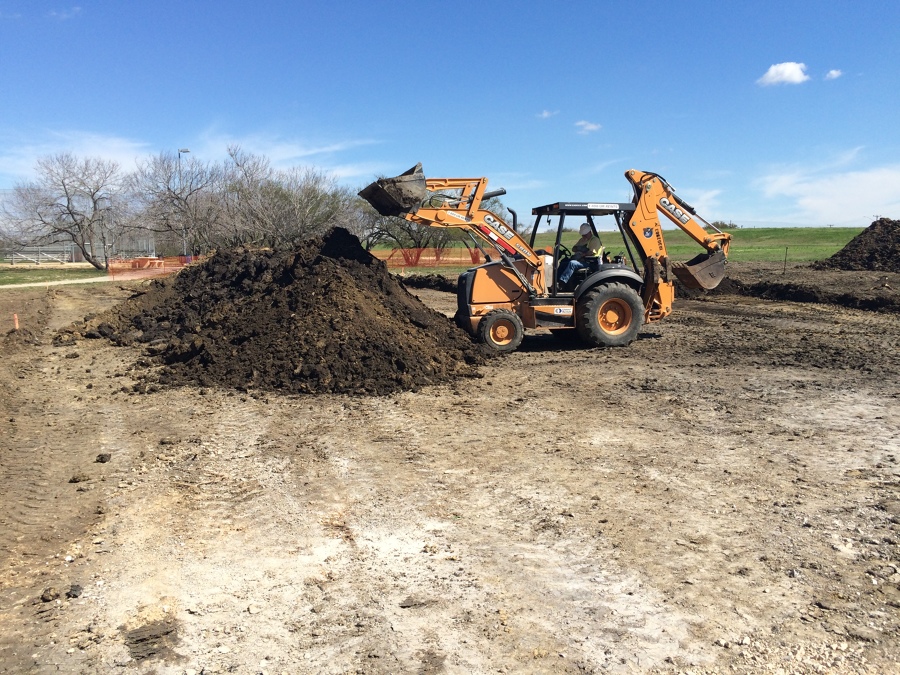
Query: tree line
0 148 504 270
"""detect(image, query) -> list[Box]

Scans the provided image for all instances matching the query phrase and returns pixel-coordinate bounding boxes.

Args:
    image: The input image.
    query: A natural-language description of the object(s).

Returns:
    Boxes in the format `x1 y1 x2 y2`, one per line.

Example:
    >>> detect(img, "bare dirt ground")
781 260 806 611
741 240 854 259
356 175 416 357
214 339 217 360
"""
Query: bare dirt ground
1 263 899 674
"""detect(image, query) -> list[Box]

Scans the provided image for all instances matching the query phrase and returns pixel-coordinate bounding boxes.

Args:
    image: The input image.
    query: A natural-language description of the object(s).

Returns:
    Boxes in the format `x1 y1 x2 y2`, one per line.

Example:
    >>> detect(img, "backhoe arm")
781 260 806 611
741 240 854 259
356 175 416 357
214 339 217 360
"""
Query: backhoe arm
626 169 731 256
625 169 732 291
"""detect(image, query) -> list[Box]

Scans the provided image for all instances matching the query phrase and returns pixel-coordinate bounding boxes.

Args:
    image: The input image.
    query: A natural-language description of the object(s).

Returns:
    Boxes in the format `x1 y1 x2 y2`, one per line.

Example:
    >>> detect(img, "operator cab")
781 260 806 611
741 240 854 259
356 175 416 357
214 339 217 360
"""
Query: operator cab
529 202 637 296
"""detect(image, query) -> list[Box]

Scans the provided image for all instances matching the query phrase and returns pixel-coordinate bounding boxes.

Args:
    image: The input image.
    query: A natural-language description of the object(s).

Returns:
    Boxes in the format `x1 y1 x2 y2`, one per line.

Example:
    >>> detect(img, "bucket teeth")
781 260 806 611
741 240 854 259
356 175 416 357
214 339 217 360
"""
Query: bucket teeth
358 163 427 217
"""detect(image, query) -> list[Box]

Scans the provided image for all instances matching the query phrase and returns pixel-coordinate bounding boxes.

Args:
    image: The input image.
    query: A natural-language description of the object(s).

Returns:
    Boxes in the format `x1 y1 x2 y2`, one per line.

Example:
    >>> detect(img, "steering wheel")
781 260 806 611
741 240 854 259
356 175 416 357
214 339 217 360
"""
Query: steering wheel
556 243 572 258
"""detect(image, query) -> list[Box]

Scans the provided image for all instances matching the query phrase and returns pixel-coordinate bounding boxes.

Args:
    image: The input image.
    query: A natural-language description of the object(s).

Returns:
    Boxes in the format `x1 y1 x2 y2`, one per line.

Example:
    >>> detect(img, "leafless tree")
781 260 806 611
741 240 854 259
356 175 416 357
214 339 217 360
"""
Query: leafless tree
5 153 127 269
129 151 222 255
219 147 355 247
343 196 390 250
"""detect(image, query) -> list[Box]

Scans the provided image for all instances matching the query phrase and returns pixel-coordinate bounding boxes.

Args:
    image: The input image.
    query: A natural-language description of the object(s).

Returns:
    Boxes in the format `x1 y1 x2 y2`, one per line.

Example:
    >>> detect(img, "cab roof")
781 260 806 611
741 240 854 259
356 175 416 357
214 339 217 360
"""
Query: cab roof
531 202 636 217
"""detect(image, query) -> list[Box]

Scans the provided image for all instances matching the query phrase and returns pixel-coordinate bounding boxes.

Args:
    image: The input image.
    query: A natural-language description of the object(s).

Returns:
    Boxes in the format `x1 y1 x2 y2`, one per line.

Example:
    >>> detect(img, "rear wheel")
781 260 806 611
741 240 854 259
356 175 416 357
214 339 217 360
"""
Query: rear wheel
576 282 643 347
477 309 524 353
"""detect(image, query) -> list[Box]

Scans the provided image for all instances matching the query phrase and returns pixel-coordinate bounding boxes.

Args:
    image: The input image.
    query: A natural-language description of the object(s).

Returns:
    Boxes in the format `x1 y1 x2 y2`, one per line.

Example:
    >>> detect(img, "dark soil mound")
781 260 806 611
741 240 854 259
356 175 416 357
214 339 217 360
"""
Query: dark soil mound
82 228 487 395
813 218 900 272
399 273 458 293
674 276 744 300
675 264 900 313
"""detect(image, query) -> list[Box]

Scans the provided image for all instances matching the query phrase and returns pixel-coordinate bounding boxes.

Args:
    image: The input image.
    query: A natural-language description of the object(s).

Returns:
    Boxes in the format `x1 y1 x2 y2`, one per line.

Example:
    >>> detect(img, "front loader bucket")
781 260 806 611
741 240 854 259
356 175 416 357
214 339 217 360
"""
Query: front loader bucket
358 163 427 217
672 250 728 290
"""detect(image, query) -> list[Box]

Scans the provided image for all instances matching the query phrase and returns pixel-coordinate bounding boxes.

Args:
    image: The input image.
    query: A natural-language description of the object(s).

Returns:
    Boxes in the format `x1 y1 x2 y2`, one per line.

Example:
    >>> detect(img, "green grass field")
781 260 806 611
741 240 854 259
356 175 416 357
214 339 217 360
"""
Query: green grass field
533 226 863 263
387 226 863 274
0 267 108 286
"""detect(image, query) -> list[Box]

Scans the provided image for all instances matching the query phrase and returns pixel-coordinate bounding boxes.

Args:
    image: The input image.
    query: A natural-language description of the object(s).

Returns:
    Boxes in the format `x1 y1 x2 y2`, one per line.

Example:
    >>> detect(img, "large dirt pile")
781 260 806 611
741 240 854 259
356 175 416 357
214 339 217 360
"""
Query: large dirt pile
813 217 900 272
79 228 486 395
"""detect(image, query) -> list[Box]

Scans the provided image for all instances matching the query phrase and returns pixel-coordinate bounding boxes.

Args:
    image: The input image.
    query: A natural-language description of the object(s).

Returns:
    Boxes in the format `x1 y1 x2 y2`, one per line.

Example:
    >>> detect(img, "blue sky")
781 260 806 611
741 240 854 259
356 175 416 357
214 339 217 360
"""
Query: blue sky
1 1 899 228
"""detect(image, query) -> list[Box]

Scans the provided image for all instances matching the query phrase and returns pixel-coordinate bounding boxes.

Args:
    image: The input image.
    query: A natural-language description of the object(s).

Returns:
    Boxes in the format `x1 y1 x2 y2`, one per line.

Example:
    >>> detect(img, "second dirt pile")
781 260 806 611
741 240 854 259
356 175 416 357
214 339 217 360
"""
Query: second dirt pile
813 217 900 272
83 228 485 395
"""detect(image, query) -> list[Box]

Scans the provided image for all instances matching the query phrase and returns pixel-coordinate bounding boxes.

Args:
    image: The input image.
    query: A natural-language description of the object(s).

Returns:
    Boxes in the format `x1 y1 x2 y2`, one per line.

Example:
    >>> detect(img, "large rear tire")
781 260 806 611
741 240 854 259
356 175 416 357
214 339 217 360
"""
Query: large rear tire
576 282 643 347
477 309 524 353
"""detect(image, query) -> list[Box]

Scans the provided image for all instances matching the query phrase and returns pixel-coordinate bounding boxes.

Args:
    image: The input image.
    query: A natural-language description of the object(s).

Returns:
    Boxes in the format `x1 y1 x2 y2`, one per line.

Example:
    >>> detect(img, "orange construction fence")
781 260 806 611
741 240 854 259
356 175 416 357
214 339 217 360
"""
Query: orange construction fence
370 247 487 268
106 255 206 280
104 248 481 280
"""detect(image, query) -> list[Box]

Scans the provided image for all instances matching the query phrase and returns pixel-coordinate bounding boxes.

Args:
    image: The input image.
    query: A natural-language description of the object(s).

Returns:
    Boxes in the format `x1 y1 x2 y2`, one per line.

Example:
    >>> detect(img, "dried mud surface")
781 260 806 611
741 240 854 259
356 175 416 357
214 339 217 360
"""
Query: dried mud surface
1 263 899 674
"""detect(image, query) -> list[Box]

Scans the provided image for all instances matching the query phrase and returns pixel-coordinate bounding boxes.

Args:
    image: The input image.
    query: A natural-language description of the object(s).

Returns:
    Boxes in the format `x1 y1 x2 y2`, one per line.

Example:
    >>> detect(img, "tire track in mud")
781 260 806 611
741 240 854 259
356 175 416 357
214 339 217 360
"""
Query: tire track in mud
0 340 138 672
281 395 713 673
4 282 899 673
86 393 359 672
0 355 107 565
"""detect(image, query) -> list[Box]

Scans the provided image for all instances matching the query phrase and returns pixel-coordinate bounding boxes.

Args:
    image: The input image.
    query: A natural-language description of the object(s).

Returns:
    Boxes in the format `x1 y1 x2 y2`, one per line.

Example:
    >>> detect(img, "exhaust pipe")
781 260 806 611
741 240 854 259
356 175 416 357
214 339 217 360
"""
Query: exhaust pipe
358 163 427 217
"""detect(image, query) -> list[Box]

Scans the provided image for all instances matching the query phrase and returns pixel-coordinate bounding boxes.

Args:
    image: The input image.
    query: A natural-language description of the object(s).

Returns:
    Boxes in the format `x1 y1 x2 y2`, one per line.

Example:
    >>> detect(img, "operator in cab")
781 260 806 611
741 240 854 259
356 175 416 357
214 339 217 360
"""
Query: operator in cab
558 223 603 289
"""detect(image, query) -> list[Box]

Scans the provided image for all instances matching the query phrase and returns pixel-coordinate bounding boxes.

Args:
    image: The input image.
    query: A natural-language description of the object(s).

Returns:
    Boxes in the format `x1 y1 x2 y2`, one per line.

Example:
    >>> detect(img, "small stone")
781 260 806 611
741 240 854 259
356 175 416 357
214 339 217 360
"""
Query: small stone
69 473 90 484
846 625 879 642
66 584 83 599
41 587 60 602
95 453 111 463
247 604 261 615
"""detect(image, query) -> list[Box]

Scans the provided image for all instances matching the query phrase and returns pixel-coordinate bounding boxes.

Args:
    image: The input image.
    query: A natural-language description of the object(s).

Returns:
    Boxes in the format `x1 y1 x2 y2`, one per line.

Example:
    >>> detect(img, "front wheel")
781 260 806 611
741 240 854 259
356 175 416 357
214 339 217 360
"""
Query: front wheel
576 282 644 347
454 309 473 335
477 309 524 353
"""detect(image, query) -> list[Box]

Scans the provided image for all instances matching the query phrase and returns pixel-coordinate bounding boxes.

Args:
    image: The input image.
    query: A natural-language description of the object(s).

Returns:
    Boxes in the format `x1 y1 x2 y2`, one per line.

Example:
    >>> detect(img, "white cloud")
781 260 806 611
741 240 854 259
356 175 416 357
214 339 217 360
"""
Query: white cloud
825 69 842 80
196 130 378 169
0 127 382 188
490 172 546 191
757 62 810 86
682 189 723 217
324 162 390 182
757 163 900 225
575 120 601 134
572 159 621 177
0 130 151 185
537 110 559 119
47 7 82 20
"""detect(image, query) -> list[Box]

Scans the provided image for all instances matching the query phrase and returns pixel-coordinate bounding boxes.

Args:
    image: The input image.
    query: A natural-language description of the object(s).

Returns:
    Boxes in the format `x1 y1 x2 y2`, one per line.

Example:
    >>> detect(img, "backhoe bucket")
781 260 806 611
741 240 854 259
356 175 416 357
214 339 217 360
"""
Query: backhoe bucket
358 163 427 217
672 250 728 290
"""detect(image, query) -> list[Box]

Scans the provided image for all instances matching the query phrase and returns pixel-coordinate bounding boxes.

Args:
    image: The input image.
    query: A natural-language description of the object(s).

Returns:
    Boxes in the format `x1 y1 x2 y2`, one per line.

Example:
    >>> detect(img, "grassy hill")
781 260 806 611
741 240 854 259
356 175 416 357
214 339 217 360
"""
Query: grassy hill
530 226 864 263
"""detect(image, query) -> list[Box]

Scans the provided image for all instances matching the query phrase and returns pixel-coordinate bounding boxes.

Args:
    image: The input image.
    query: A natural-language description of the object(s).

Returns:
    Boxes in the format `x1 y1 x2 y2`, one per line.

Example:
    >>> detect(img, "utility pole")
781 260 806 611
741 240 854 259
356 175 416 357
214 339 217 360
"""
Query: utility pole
178 148 190 257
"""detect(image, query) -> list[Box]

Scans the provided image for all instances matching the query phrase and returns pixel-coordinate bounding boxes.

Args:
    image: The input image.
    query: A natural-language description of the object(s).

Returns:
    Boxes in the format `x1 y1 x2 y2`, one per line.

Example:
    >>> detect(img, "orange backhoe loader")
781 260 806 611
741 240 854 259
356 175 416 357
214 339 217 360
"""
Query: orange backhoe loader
359 164 731 353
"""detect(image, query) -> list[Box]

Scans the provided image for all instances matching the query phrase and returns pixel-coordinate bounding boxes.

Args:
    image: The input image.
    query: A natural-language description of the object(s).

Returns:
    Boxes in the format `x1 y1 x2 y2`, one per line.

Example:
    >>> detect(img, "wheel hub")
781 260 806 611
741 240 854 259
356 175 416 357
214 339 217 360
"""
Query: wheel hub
598 299 632 335
491 320 514 345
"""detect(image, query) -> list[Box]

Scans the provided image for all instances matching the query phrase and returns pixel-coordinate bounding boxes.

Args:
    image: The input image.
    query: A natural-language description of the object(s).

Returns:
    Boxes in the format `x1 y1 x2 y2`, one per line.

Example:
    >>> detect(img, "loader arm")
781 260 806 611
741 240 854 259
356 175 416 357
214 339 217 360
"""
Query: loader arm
410 177 542 269
358 165 542 290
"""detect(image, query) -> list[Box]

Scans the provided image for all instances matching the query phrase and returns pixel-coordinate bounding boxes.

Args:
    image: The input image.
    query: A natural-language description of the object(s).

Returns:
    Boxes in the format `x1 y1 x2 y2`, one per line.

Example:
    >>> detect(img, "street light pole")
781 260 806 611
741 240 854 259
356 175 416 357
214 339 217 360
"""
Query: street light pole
177 148 190 257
